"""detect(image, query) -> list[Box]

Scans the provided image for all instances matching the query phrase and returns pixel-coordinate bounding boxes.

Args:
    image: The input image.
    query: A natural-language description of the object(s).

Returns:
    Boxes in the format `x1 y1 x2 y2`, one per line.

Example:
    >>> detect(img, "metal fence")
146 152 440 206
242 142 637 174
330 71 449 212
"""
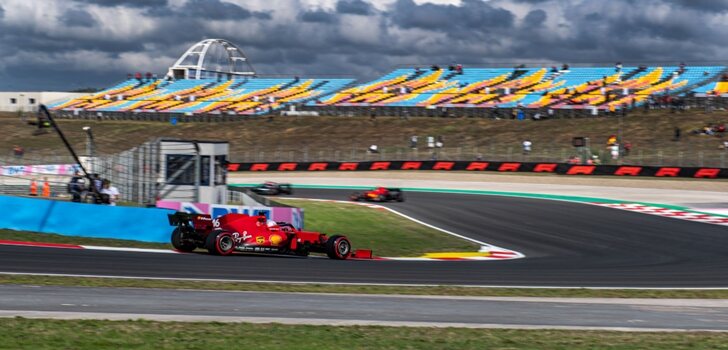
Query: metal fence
229 146 728 168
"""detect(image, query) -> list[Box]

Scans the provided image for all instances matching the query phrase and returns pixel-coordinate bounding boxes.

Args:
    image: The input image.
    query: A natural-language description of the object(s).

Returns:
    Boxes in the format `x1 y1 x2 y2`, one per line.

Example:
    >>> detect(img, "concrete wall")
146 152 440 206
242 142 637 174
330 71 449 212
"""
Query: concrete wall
0 92 85 112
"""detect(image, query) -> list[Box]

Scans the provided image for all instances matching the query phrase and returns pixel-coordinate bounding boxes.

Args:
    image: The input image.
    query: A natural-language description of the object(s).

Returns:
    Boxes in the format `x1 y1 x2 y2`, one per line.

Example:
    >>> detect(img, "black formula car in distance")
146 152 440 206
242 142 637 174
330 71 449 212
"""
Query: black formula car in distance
250 182 293 195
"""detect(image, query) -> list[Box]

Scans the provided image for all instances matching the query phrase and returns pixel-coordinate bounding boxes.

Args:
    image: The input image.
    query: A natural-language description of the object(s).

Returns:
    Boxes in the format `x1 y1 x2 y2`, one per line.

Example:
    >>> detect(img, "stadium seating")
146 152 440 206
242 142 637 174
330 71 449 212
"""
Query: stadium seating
52 64 726 115
52 77 354 115
311 65 726 110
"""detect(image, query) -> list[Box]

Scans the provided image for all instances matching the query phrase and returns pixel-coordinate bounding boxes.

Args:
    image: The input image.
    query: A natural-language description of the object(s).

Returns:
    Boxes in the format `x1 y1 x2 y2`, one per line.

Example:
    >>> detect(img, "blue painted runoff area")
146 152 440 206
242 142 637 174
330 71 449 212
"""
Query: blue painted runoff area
0 195 175 243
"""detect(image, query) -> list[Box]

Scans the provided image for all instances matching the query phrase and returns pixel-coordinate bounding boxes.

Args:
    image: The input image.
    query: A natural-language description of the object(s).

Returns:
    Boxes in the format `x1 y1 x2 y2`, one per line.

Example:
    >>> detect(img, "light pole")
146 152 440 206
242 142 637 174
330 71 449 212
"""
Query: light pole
82 126 95 173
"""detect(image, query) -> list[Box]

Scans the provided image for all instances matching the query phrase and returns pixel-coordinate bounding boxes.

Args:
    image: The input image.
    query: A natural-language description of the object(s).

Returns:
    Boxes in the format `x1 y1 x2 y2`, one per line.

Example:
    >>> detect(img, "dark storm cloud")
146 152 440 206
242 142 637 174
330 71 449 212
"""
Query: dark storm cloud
390 0 514 31
75 0 168 7
335 0 374 15
177 0 255 20
523 9 546 27
2 0 728 91
668 0 728 12
59 8 97 28
299 9 338 23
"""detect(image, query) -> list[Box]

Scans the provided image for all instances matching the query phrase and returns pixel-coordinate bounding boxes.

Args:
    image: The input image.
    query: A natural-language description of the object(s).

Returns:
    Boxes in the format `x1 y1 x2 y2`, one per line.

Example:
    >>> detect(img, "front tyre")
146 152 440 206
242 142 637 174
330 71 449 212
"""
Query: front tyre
171 228 197 252
326 235 352 260
205 230 235 256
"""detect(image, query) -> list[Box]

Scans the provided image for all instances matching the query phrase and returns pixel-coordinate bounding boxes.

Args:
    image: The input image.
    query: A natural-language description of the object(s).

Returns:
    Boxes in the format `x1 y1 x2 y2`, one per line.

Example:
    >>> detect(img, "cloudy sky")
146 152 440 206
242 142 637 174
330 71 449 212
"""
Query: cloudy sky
1 0 727 91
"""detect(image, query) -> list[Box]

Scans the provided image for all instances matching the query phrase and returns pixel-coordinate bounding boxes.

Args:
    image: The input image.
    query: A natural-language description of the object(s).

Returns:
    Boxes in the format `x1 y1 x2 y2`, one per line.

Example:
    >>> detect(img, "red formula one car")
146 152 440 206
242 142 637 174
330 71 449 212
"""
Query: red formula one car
350 187 405 202
168 212 352 259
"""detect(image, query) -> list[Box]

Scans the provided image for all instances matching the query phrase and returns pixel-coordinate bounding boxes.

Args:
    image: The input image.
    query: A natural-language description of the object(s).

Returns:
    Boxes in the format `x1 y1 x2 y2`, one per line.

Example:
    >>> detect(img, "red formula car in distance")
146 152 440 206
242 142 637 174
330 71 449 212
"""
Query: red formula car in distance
168 212 352 259
350 187 405 202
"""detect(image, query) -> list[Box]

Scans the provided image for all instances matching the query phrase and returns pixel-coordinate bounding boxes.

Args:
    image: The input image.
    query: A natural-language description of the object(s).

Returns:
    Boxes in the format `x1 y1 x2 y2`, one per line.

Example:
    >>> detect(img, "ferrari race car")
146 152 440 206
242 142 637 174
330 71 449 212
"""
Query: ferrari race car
350 187 404 202
250 182 293 195
168 212 352 259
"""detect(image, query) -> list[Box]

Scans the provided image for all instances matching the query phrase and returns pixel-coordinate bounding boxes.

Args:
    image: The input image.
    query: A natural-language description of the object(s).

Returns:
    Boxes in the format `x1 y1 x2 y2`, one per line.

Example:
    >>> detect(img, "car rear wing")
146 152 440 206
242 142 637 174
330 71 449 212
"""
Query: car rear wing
168 212 213 230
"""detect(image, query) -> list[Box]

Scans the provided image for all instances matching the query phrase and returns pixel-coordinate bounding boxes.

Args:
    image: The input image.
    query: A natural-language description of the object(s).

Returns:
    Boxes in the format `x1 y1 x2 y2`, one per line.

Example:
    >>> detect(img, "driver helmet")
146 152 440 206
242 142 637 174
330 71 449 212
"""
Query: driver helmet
267 219 278 227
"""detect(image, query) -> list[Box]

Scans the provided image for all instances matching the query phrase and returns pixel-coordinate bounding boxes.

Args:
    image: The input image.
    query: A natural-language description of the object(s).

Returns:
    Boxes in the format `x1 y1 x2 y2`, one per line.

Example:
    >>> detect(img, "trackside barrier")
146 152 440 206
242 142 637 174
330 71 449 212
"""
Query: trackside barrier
0 195 175 243
156 201 304 230
227 161 728 179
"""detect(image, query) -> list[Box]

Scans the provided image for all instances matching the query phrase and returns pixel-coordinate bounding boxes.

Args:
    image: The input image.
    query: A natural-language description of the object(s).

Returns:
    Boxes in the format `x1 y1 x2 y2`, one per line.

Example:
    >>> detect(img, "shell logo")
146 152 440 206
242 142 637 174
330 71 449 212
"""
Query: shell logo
269 234 283 246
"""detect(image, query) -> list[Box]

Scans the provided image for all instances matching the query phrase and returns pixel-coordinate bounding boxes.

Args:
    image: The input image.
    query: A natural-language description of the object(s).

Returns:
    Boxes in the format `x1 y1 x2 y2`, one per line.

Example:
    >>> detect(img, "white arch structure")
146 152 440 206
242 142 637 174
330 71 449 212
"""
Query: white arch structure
167 39 256 80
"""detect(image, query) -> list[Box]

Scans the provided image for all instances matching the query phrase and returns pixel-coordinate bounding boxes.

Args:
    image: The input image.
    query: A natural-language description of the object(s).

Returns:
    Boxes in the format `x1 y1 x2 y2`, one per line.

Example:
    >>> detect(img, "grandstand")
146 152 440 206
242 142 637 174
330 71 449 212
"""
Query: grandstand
311 65 726 111
49 38 727 117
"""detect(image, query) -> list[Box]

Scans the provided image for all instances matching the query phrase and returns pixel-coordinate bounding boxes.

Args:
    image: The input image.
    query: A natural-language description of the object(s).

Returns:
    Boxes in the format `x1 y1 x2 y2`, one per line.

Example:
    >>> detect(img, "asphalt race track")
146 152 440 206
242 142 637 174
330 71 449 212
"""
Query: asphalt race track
2 189 727 287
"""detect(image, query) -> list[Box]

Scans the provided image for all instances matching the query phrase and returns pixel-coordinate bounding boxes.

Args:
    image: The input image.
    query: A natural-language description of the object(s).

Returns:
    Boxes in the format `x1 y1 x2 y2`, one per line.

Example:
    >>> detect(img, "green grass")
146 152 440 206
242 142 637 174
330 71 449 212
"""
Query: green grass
3 275 728 299
276 199 479 256
1 318 727 350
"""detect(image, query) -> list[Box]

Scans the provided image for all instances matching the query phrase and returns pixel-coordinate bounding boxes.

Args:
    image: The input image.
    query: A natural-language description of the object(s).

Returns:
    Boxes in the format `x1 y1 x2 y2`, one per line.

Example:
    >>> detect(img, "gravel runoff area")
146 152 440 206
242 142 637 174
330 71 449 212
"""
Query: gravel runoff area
229 171 728 210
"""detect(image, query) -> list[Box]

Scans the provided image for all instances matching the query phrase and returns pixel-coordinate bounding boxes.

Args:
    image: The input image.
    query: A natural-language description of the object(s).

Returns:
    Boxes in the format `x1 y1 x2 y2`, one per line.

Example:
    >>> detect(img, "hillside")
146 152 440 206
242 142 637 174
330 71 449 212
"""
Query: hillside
1 110 726 167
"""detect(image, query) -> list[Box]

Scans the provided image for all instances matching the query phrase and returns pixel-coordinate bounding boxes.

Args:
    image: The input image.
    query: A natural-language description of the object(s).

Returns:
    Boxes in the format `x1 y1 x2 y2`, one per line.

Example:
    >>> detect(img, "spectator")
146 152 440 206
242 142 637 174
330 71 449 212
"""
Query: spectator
427 136 435 149
623 141 632 156
522 139 532 155
410 135 418 149
368 145 379 154
67 171 86 203
435 135 444 148
456 64 463 75
13 145 24 159
101 179 120 206
29 179 38 196
615 62 622 72
723 140 728 150
41 177 51 198
561 63 570 71
609 144 620 160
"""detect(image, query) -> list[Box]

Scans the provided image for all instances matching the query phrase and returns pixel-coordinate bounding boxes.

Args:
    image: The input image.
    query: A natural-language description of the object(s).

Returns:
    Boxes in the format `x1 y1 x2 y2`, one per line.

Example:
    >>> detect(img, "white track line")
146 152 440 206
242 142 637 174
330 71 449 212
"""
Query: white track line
80 246 180 254
286 197 525 258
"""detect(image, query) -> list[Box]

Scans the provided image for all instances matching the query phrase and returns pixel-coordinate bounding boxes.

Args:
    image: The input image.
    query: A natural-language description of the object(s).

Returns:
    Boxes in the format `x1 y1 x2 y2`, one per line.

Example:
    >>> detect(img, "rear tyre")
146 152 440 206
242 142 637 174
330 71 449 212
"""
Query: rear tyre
349 192 362 201
396 193 405 202
326 235 352 260
171 228 197 252
205 230 235 256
